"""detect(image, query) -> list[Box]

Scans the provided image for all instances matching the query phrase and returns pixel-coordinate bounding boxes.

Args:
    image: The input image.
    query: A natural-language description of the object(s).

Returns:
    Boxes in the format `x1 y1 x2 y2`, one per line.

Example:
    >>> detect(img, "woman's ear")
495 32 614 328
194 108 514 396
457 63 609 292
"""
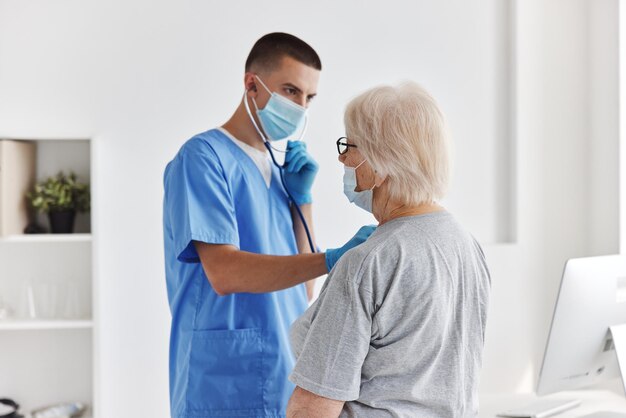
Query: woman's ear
374 172 387 188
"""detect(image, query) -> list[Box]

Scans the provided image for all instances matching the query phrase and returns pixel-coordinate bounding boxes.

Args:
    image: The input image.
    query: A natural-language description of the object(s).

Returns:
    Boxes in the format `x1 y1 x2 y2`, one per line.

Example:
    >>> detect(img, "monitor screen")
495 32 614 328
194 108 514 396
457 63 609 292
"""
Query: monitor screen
537 255 626 395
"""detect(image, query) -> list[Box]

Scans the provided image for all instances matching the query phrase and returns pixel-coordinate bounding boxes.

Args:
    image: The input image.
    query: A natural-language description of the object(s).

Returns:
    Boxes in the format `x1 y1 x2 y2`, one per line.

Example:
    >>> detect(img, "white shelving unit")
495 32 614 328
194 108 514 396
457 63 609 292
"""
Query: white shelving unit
0 320 93 330
0 233 92 243
0 138 94 416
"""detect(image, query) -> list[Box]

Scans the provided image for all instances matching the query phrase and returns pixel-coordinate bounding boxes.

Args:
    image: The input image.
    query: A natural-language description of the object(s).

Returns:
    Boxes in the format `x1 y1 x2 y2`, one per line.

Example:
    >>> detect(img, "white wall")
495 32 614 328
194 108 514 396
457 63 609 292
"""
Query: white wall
480 0 619 394
0 0 619 416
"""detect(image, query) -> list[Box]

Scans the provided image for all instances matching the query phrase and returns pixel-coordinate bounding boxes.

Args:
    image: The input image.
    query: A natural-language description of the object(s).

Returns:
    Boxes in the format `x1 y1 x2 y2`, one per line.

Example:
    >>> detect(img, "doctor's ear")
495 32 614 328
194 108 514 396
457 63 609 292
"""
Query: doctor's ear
244 73 258 94
245 82 258 96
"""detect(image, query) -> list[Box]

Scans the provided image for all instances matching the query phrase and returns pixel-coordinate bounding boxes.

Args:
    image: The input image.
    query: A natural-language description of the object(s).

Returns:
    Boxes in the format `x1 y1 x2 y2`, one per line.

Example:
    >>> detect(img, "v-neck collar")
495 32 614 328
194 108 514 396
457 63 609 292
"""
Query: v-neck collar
217 127 272 188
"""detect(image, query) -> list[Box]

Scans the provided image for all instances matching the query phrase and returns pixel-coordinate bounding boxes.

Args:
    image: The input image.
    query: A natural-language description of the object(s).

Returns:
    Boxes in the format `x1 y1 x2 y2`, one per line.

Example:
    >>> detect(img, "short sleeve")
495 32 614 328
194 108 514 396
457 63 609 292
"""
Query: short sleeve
289 261 373 401
164 140 239 263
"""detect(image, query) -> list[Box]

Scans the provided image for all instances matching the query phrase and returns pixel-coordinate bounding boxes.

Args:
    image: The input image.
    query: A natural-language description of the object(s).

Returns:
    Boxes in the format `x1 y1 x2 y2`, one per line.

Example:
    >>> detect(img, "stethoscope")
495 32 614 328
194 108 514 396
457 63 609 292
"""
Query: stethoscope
243 91 317 254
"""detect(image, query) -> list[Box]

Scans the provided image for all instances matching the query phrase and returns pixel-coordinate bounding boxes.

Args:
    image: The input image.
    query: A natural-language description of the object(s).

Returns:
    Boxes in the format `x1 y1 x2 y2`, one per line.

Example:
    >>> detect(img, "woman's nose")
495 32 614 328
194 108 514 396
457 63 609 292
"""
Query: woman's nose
338 153 346 164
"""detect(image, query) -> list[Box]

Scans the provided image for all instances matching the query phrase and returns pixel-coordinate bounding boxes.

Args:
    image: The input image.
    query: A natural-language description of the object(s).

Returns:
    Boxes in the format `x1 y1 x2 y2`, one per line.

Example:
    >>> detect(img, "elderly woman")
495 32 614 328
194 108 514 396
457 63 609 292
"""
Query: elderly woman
286 82 491 417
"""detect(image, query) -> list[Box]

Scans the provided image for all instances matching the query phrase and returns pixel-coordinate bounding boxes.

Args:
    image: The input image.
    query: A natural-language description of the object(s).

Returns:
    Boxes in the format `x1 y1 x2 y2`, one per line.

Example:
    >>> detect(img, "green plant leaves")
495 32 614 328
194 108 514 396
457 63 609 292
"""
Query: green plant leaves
26 171 91 214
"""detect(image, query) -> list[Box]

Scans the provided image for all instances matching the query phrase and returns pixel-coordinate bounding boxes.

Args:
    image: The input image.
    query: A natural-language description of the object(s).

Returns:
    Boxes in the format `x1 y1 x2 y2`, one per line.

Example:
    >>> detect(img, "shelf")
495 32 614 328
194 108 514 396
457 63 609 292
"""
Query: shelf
0 233 91 243
0 320 93 330
0 138 93 412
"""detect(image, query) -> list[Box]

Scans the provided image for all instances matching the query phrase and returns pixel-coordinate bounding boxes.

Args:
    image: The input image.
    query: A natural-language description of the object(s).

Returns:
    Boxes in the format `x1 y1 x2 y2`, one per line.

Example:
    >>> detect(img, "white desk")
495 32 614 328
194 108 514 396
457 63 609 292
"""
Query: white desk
480 390 626 417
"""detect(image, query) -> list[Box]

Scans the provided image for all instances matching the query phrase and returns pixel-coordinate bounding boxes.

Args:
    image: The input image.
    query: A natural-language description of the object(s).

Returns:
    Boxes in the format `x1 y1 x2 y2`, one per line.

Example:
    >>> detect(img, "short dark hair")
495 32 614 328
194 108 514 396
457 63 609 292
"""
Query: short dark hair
245 32 322 73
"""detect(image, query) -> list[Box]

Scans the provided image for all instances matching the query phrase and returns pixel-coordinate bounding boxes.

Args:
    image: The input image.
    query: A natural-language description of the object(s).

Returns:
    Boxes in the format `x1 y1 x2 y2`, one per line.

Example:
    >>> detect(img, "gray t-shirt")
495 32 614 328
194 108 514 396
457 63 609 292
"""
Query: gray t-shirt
289 211 491 417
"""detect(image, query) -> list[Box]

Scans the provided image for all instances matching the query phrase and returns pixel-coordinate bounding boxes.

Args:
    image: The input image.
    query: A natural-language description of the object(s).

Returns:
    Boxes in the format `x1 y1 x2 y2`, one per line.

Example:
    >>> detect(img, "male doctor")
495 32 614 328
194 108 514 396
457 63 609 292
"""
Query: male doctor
163 33 374 417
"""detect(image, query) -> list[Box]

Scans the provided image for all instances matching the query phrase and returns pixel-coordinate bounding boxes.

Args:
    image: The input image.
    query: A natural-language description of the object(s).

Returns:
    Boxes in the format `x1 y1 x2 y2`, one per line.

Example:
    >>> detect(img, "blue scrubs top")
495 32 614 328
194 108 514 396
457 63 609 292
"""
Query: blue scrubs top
163 129 308 418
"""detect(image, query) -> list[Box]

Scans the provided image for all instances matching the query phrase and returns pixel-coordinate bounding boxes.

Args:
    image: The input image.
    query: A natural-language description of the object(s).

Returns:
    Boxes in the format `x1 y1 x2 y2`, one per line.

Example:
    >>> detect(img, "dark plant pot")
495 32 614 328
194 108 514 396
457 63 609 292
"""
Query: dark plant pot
48 210 76 234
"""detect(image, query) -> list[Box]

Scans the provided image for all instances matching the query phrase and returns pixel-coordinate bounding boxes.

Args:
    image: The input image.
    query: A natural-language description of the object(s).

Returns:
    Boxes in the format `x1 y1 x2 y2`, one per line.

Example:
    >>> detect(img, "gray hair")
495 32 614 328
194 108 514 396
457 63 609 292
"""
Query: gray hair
344 81 451 205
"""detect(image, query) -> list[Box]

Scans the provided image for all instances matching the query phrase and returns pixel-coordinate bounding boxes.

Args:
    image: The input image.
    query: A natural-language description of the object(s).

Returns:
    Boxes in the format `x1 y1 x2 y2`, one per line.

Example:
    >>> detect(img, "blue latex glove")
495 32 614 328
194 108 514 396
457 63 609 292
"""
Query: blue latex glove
283 140 319 205
325 225 377 272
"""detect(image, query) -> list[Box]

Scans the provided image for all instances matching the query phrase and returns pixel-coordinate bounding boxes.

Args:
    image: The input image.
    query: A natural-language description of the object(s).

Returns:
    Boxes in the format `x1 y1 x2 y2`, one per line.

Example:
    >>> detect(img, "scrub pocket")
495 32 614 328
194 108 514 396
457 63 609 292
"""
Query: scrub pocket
186 328 264 414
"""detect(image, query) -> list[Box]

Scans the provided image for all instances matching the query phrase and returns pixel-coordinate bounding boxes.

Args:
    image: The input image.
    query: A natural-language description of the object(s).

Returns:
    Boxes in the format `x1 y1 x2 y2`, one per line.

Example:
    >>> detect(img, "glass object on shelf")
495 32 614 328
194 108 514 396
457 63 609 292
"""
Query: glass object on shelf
16 279 89 320
18 281 38 319
60 280 88 320
35 282 59 319
18 280 57 319
0 294 14 320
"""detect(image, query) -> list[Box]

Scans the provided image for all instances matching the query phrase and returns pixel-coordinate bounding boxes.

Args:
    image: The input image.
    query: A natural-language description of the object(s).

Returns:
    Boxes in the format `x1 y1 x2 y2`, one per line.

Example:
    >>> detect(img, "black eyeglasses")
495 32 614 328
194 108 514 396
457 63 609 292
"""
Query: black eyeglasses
336 137 358 155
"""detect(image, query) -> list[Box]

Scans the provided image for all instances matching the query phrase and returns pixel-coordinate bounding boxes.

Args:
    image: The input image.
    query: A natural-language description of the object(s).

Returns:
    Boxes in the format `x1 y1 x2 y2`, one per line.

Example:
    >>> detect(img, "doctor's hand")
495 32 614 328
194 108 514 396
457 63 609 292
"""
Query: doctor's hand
283 140 319 205
325 225 377 272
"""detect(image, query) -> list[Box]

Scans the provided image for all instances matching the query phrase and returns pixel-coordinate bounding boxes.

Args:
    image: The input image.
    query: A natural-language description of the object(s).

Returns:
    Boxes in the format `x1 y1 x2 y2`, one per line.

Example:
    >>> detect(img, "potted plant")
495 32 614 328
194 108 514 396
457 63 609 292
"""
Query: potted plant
27 171 90 233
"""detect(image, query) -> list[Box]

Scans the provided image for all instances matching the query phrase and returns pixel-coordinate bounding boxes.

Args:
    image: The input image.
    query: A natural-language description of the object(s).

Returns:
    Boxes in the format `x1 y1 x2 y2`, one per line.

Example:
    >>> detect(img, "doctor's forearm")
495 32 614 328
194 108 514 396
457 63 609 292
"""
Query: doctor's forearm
219 252 325 295
291 203 318 301
194 241 326 295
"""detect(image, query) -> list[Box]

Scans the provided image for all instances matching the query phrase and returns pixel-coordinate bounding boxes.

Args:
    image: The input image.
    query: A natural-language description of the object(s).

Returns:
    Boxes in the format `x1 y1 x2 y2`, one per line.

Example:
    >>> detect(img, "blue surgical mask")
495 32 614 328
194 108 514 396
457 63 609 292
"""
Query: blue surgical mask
243 75 308 142
343 159 375 213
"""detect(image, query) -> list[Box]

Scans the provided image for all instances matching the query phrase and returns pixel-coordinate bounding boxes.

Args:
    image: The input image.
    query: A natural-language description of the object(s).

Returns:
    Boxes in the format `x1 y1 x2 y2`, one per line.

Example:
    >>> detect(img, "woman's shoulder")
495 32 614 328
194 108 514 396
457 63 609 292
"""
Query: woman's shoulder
342 211 481 270
333 226 407 284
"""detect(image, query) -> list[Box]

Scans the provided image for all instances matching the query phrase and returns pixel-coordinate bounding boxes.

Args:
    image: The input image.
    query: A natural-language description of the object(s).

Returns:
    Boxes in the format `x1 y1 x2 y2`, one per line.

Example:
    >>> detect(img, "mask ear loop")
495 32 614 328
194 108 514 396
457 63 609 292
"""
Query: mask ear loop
243 90 269 143
255 74 272 95
242 91 286 155
253 74 286 149
354 159 378 191
249 74 286 153
370 166 379 190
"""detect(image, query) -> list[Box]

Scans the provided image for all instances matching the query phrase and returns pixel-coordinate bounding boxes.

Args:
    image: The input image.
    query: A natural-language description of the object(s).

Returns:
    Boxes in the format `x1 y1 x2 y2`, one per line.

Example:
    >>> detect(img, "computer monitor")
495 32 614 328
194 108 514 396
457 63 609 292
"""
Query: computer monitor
537 255 626 395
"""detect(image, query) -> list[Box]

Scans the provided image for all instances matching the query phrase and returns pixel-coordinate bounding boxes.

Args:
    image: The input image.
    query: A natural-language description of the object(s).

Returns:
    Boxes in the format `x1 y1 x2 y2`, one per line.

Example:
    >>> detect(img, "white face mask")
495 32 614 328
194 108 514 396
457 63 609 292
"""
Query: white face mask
343 159 375 213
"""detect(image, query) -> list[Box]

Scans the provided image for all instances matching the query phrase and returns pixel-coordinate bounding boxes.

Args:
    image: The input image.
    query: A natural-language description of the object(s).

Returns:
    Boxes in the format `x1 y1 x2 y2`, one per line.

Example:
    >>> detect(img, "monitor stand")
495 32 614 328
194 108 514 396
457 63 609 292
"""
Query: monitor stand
497 325 626 418
579 325 626 417
609 324 626 395
497 327 626 418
